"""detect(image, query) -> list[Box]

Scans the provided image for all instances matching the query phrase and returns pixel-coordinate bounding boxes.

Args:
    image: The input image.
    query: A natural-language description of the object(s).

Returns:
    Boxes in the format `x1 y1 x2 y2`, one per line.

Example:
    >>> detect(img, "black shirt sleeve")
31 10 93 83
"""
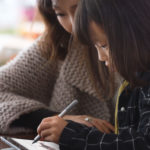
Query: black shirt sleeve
59 121 149 150
11 109 58 131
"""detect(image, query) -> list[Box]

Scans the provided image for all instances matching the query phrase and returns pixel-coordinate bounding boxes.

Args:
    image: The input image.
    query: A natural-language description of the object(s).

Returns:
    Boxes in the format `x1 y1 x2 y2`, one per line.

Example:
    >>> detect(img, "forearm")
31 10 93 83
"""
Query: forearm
59 121 149 150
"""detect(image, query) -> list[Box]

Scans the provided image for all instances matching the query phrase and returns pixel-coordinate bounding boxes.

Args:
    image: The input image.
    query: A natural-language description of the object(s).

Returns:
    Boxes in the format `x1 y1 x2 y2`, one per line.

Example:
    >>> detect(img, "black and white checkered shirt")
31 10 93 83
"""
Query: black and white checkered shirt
59 72 150 150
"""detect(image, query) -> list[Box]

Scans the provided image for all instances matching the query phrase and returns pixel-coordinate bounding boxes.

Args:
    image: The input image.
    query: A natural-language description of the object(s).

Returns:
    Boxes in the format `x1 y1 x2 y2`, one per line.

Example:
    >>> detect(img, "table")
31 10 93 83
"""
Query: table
0 134 35 149
0 140 8 149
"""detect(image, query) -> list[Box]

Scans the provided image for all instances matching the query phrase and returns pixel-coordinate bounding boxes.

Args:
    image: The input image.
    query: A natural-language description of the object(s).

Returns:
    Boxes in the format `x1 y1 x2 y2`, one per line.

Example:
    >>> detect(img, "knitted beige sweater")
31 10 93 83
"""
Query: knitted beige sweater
0 37 112 134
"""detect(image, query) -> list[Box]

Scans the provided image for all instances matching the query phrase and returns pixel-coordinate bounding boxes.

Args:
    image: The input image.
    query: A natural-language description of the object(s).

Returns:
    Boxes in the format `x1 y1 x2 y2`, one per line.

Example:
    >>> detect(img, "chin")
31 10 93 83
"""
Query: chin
105 62 109 67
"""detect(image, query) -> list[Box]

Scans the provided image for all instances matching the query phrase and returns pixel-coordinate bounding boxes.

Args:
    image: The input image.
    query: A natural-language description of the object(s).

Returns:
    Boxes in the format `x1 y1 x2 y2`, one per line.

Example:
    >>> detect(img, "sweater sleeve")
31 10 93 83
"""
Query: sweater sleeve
59 87 150 150
0 36 60 134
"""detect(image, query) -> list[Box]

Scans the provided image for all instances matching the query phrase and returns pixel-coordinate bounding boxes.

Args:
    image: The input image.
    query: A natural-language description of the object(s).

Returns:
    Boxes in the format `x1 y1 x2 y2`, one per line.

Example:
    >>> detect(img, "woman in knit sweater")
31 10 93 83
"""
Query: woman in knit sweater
0 0 115 134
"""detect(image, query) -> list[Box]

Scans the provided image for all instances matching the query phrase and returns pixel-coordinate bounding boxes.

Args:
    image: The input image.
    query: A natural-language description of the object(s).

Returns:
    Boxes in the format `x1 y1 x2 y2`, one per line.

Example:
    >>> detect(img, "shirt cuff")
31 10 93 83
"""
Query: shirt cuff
59 121 87 149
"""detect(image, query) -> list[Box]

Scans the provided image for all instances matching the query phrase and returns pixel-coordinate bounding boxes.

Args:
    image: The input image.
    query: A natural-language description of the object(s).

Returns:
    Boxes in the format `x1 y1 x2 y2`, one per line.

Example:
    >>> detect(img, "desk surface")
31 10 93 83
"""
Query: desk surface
0 140 8 149
0 134 35 149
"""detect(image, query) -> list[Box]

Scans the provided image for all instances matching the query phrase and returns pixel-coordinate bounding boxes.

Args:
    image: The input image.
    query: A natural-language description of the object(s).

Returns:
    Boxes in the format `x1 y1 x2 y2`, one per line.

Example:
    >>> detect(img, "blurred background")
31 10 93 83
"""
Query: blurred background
0 0 45 65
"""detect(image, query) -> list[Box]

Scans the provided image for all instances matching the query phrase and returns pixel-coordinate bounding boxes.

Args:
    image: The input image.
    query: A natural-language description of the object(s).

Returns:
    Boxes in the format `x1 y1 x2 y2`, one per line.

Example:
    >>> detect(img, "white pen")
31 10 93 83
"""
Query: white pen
32 99 78 144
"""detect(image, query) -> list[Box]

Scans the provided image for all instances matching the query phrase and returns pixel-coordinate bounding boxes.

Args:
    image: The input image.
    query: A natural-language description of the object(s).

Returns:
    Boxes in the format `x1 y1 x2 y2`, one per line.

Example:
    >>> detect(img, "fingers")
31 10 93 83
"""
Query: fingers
37 116 68 143
63 115 114 132
63 115 93 127
40 129 58 143
91 119 115 133
82 117 93 127
91 120 109 133
101 122 113 133
38 122 51 133
40 128 52 138
94 122 106 133
103 120 115 132
44 135 56 142
37 116 59 134
41 117 53 122
82 121 93 127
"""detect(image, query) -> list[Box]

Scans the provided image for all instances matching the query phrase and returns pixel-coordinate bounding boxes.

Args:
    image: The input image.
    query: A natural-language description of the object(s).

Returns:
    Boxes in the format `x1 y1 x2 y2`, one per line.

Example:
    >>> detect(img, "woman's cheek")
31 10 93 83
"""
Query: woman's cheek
57 17 72 33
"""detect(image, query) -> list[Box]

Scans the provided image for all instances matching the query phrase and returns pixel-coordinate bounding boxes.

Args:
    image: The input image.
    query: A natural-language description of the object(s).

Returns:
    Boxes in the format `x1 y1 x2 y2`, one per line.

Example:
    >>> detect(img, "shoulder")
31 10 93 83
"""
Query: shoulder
139 72 150 101
0 35 58 73
140 86 150 100
138 84 150 108
22 35 49 58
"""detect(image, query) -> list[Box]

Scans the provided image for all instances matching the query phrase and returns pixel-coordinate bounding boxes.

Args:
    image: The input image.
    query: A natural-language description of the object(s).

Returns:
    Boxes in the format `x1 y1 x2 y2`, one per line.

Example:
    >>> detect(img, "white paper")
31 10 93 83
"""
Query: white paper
12 138 60 150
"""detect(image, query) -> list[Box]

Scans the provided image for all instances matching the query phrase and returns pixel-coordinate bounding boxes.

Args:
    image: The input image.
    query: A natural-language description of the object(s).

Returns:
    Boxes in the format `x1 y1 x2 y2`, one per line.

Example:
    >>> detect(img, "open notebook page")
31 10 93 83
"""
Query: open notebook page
12 138 60 150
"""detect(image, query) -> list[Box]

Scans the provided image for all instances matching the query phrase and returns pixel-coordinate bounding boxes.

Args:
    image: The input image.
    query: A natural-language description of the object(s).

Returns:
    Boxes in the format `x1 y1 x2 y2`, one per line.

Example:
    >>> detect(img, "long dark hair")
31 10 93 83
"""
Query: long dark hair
37 0 70 61
75 0 150 87
37 0 113 100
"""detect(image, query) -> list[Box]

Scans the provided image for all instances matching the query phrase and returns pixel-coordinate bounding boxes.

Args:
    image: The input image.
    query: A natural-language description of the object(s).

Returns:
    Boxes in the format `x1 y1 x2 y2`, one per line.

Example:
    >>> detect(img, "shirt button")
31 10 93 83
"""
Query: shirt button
120 107 125 112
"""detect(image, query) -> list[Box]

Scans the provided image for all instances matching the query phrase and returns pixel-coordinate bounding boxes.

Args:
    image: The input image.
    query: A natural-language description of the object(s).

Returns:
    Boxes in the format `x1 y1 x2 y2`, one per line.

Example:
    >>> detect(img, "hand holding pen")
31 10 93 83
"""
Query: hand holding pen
32 99 78 144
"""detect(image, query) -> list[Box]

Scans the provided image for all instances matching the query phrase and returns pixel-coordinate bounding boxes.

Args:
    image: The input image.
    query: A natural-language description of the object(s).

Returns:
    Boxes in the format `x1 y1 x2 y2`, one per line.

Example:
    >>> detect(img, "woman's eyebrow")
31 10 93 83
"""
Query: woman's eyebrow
52 4 60 10
90 33 98 44
71 4 78 9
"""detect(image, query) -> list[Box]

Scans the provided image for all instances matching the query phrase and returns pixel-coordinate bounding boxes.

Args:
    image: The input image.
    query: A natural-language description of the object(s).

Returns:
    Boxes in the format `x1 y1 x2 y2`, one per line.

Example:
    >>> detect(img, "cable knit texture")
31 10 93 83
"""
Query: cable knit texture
0 37 112 134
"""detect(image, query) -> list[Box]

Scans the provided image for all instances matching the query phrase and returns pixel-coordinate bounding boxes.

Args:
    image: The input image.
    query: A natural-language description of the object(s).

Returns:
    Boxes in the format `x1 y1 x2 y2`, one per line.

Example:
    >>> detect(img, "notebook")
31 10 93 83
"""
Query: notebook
1 137 60 150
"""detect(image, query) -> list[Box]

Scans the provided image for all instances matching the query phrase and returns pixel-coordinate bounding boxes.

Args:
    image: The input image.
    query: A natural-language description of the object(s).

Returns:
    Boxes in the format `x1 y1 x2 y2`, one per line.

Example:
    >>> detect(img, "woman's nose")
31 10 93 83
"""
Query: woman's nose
69 15 74 33
97 50 107 62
